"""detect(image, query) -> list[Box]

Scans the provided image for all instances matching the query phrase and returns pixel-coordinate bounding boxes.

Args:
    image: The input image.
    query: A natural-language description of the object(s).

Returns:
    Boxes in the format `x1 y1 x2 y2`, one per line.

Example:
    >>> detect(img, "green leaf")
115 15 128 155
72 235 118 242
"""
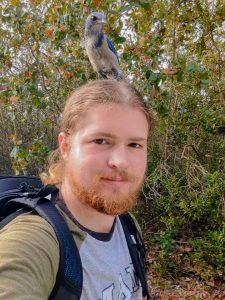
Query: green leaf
114 36 126 44
122 52 130 60
138 0 150 10
201 79 209 86
145 69 151 79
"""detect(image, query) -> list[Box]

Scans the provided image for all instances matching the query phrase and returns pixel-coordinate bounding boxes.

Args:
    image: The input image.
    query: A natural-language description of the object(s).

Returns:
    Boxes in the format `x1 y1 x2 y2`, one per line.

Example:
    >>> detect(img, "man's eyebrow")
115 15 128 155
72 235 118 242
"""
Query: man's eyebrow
89 132 147 141
128 137 147 142
89 132 116 138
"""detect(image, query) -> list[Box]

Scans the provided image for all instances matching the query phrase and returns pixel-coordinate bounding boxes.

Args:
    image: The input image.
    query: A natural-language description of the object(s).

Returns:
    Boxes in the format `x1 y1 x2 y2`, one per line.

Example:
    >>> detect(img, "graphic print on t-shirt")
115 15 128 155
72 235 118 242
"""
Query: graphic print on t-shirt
101 263 140 299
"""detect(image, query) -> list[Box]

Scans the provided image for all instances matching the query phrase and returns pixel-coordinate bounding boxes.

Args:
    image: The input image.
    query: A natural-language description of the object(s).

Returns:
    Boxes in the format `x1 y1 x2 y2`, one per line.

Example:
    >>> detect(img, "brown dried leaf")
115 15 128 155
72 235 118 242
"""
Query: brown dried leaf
65 72 74 80
44 28 53 38
58 66 65 75
8 133 17 141
162 68 178 75
9 95 19 103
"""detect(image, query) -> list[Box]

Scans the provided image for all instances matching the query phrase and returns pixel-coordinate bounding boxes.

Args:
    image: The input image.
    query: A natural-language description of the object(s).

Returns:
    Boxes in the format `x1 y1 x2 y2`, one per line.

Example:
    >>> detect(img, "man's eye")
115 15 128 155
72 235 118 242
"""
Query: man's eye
94 139 107 145
129 143 142 148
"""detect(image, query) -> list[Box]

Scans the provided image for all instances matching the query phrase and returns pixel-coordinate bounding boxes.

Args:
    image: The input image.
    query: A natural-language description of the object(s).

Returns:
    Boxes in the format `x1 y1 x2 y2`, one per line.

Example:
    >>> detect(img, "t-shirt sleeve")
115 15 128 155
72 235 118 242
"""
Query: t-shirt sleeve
0 213 59 300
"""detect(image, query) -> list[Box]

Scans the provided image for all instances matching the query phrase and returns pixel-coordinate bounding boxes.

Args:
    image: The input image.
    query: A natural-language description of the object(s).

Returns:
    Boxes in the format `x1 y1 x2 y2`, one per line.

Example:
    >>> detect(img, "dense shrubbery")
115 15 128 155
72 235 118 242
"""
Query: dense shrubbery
0 0 224 281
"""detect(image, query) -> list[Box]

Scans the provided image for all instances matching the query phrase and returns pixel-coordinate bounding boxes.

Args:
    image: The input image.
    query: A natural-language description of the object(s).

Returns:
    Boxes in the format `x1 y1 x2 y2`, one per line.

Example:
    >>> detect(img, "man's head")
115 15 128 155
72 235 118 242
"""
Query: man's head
60 80 152 136
41 80 153 215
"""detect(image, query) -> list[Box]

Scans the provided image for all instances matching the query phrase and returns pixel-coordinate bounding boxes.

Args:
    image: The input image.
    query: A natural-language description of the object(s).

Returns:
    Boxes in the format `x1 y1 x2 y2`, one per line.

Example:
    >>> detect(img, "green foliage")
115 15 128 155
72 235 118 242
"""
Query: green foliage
191 228 225 280
0 0 224 282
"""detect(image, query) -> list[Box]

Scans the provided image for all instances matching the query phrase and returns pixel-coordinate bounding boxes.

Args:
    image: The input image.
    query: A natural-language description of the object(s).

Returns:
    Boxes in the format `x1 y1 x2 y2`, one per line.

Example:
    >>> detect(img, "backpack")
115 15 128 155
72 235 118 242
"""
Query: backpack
0 175 155 300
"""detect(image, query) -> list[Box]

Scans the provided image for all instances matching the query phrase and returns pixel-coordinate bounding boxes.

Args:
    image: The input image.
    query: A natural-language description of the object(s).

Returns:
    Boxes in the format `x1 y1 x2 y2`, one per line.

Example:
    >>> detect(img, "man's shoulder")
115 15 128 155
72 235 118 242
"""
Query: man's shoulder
0 211 60 273
0 212 60 299
1 211 59 248
3 211 54 230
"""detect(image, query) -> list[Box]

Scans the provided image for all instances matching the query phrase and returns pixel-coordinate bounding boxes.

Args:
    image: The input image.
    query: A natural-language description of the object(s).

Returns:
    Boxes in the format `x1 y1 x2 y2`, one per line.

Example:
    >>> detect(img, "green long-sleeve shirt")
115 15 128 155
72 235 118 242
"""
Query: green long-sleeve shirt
0 213 59 299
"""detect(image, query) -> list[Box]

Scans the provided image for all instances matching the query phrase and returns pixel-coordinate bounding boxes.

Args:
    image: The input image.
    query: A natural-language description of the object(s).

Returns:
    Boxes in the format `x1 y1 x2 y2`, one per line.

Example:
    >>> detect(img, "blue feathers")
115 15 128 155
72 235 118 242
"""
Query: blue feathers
106 36 119 63
84 12 123 80
93 32 104 49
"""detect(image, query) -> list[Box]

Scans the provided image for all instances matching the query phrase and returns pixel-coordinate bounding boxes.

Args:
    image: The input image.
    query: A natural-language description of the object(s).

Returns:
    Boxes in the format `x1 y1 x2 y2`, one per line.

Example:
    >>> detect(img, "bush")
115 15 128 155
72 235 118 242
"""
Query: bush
1 0 224 282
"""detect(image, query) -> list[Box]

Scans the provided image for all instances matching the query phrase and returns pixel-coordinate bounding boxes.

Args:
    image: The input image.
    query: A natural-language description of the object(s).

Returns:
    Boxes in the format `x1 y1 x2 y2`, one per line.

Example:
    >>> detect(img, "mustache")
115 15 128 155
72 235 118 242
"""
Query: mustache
93 171 137 182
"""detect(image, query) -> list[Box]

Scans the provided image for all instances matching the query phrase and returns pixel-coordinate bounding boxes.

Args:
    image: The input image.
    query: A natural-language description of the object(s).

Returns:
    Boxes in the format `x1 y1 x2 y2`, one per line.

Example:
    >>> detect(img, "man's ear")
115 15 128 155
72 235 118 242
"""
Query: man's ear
58 132 70 160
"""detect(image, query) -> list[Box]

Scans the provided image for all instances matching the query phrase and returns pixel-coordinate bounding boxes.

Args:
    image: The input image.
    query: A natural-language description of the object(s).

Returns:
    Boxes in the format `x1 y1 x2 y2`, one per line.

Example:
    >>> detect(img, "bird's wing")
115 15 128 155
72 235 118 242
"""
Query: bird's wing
106 35 119 63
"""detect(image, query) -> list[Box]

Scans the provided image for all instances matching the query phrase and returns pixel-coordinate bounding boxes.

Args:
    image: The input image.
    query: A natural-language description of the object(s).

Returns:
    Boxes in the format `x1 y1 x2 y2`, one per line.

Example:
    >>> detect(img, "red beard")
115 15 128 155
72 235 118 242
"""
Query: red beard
69 171 142 215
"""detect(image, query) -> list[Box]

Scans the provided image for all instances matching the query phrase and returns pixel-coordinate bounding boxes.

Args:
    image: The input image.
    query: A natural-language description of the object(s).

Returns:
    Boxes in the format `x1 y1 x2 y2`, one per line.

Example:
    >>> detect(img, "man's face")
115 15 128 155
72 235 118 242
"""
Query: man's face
59 103 149 215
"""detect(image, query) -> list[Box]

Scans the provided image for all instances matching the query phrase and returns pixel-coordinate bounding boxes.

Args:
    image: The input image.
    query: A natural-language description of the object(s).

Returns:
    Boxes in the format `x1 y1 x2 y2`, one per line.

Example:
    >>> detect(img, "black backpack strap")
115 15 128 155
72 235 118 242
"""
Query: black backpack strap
120 214 155 300
0 176 42 193
0 208 29 230
5 196 83 300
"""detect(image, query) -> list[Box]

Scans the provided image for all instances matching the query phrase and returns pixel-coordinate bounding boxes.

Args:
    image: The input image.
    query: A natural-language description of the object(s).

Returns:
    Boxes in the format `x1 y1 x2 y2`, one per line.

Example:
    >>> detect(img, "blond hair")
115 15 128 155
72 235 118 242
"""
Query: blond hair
40 80 153 185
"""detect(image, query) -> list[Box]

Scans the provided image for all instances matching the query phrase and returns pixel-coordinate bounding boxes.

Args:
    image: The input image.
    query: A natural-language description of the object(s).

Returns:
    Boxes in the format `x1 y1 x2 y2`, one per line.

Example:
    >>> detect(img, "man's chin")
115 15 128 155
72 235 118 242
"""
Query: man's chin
70 176 141 215
88 191 139 216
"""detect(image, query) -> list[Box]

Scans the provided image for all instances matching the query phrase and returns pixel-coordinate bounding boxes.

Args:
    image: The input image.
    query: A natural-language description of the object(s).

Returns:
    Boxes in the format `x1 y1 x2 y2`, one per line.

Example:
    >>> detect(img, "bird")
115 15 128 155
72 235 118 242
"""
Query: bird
84 12 124 81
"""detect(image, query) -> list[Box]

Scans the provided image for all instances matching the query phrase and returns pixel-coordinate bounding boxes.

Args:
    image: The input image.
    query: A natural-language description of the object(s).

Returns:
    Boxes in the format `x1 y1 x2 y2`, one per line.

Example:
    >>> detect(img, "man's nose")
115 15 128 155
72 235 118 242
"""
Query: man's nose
107 145 129 171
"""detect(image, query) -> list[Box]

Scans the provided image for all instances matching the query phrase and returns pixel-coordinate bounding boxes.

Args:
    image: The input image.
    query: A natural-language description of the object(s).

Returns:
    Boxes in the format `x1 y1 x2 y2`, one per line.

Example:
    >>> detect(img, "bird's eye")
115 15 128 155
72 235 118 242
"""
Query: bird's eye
91 16 97 21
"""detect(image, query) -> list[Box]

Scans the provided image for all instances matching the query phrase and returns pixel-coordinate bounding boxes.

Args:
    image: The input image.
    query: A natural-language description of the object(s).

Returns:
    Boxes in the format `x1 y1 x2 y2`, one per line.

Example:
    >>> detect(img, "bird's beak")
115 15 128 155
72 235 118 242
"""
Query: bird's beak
97 18 107 24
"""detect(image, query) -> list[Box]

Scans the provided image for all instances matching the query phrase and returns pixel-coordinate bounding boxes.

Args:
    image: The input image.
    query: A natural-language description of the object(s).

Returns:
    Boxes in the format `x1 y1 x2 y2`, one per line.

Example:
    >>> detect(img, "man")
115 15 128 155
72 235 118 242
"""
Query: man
0 80 153 299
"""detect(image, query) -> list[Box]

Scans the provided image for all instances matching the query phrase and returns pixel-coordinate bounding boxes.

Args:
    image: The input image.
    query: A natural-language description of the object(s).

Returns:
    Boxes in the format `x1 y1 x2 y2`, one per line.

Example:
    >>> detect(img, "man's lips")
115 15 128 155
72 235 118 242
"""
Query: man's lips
100 177 128 186
101 177 127 182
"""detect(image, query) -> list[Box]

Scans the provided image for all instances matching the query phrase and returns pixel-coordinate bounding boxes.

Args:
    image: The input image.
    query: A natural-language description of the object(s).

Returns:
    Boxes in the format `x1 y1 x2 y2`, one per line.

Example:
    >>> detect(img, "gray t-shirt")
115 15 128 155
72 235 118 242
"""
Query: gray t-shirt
80 217 142 300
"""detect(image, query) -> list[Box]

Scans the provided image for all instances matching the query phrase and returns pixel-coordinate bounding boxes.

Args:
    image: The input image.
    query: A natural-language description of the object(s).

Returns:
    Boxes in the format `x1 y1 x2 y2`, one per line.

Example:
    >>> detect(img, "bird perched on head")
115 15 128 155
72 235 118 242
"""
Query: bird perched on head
84 12 124 81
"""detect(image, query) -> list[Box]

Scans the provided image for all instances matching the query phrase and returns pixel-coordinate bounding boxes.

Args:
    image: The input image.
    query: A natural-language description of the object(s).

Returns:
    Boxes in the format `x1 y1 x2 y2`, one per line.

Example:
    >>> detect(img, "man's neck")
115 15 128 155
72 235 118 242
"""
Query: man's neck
59 180 115 234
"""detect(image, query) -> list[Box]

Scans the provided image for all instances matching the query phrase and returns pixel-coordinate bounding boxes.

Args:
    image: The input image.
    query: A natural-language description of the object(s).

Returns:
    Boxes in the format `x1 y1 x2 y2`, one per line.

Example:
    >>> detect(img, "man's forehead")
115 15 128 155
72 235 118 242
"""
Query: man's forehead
84 102 144 116
84 103 146 122
69 102 149 137
76 106 148 139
